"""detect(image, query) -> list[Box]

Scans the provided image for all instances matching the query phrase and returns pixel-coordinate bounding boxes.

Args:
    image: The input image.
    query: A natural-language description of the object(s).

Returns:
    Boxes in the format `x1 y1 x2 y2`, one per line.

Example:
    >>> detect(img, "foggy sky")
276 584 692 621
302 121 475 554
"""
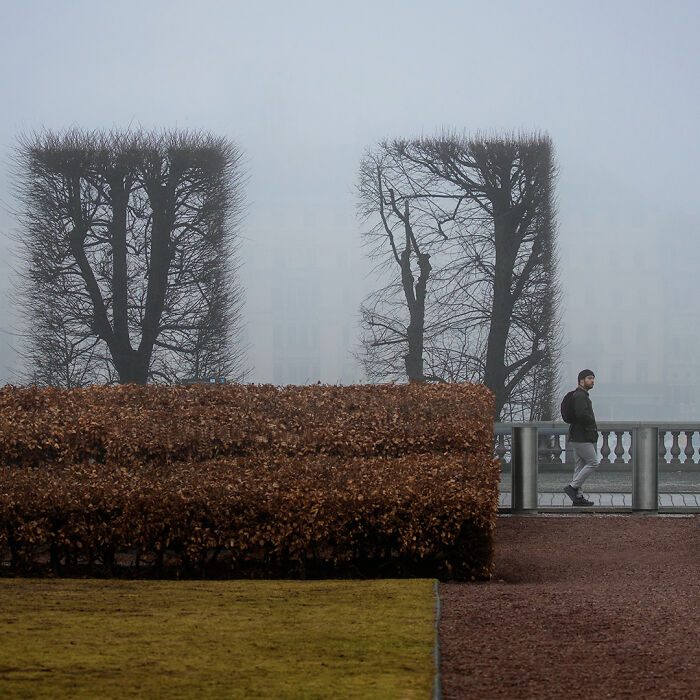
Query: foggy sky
0 0 699 418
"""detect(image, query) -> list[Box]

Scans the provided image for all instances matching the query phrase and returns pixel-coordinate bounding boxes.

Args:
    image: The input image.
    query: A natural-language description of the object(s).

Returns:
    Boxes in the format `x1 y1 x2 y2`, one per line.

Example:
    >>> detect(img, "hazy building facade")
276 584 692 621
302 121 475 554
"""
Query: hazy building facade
242 209 366 386
560 212 700 420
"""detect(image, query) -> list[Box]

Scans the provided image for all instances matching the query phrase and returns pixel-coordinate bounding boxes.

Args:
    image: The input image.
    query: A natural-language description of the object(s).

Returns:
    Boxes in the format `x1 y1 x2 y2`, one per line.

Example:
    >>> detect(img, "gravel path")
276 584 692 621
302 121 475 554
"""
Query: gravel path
439 515 700 699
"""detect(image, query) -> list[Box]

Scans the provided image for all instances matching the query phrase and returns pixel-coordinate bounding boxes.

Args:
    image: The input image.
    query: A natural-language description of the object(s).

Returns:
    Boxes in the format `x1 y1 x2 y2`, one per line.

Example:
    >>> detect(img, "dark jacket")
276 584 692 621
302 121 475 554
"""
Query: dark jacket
568 387 598 443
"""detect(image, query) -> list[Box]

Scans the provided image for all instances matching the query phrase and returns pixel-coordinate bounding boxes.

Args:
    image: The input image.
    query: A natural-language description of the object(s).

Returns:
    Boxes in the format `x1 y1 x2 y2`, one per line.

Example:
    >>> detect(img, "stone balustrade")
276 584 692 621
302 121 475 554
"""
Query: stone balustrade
495 422 700 471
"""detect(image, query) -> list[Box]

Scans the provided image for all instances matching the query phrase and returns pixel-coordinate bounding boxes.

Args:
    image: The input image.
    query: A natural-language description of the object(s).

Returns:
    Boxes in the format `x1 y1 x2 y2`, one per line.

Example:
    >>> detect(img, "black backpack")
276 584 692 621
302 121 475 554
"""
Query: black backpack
560 390 576 423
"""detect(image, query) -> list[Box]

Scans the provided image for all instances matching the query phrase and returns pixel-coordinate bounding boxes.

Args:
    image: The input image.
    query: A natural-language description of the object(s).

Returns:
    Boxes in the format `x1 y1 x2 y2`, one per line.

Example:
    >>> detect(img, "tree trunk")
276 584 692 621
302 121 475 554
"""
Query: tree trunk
112 348 150 384
483 207 518 417
401 248 431 382
109 174 130 347
108 175 139 383
135 183 174 383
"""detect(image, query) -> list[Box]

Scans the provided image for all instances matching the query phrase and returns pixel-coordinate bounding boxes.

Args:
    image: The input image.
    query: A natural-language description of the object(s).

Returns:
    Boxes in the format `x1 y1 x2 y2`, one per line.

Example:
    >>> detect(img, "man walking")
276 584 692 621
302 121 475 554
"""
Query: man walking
564 370 598 506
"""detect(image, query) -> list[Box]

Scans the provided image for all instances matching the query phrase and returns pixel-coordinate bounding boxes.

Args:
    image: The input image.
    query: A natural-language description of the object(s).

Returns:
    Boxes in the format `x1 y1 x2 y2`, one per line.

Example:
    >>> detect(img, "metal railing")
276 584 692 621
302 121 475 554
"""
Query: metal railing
495 422 700 513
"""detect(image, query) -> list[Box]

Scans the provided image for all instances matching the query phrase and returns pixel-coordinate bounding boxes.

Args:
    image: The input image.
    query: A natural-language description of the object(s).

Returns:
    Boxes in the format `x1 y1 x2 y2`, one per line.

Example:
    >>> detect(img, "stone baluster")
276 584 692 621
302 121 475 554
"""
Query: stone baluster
684 430 695 465
538 435 550 464
552 434 563 464
614 431 625 463
658 430 667 465
600 431 611 464
670 430 681 463
495 433 508 467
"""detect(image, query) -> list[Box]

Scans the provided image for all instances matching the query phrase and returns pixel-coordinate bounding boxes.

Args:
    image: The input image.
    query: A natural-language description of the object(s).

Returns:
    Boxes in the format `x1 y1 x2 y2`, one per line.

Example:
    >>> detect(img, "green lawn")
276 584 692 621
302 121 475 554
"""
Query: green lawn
0 578 435 699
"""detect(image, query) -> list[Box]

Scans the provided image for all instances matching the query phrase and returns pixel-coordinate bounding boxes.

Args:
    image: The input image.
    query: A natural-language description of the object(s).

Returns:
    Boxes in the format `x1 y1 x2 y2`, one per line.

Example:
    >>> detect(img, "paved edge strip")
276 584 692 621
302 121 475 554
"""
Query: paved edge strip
498 507 700 515
432 579 443 700
497 511 697 518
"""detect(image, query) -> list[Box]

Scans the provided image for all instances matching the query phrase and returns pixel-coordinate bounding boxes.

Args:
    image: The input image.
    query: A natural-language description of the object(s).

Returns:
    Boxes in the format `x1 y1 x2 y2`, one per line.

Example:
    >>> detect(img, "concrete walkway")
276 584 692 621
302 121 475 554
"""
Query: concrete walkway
499 491 700 509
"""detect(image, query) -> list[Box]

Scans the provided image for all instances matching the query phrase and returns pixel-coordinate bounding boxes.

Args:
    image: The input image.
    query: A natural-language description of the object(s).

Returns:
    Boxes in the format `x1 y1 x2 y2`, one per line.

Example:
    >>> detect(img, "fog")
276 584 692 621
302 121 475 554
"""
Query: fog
0 0 698 419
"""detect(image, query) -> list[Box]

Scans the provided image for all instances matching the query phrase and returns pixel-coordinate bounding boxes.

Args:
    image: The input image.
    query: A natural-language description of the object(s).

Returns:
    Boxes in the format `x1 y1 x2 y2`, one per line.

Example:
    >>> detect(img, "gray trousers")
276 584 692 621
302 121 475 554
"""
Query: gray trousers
568 441 599 493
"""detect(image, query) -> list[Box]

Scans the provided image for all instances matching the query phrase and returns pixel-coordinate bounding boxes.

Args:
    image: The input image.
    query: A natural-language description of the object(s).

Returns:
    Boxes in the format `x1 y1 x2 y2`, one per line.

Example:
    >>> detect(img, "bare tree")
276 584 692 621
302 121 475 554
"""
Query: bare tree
13 128 247 386
357 147 449 382
358 133 561 419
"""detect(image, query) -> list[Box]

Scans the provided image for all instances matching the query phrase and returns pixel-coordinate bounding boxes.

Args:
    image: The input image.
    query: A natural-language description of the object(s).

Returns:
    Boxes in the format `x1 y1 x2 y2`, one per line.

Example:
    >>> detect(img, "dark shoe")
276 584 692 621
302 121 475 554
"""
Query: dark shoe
572 495 594 506
564 485 577 502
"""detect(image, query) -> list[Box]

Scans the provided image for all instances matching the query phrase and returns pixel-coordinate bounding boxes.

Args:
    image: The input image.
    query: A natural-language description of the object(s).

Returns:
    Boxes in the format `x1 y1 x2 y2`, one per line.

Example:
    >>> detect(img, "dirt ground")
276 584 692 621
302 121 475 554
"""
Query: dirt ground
439 515 700 699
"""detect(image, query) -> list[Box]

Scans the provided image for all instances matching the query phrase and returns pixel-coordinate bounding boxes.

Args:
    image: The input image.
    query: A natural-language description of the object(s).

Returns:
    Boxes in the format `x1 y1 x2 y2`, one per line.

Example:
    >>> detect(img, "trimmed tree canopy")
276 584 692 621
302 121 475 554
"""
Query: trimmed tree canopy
14 128 247 386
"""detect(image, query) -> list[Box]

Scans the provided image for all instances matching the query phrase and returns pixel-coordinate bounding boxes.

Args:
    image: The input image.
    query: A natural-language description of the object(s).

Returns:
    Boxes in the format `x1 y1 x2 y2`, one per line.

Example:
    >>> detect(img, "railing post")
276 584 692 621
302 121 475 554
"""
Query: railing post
512 426 538 512
633 427 658 512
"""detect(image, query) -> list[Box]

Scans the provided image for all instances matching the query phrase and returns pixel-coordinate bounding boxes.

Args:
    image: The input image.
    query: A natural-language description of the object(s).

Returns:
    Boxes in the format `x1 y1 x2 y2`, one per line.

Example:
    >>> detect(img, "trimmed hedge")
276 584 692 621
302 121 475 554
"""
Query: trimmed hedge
0 383 498 580
0 383 493 466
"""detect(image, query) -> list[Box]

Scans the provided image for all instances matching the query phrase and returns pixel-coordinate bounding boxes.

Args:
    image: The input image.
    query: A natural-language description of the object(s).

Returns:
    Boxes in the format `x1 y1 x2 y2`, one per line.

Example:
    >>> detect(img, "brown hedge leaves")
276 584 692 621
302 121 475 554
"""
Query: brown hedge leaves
0 383 498 580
